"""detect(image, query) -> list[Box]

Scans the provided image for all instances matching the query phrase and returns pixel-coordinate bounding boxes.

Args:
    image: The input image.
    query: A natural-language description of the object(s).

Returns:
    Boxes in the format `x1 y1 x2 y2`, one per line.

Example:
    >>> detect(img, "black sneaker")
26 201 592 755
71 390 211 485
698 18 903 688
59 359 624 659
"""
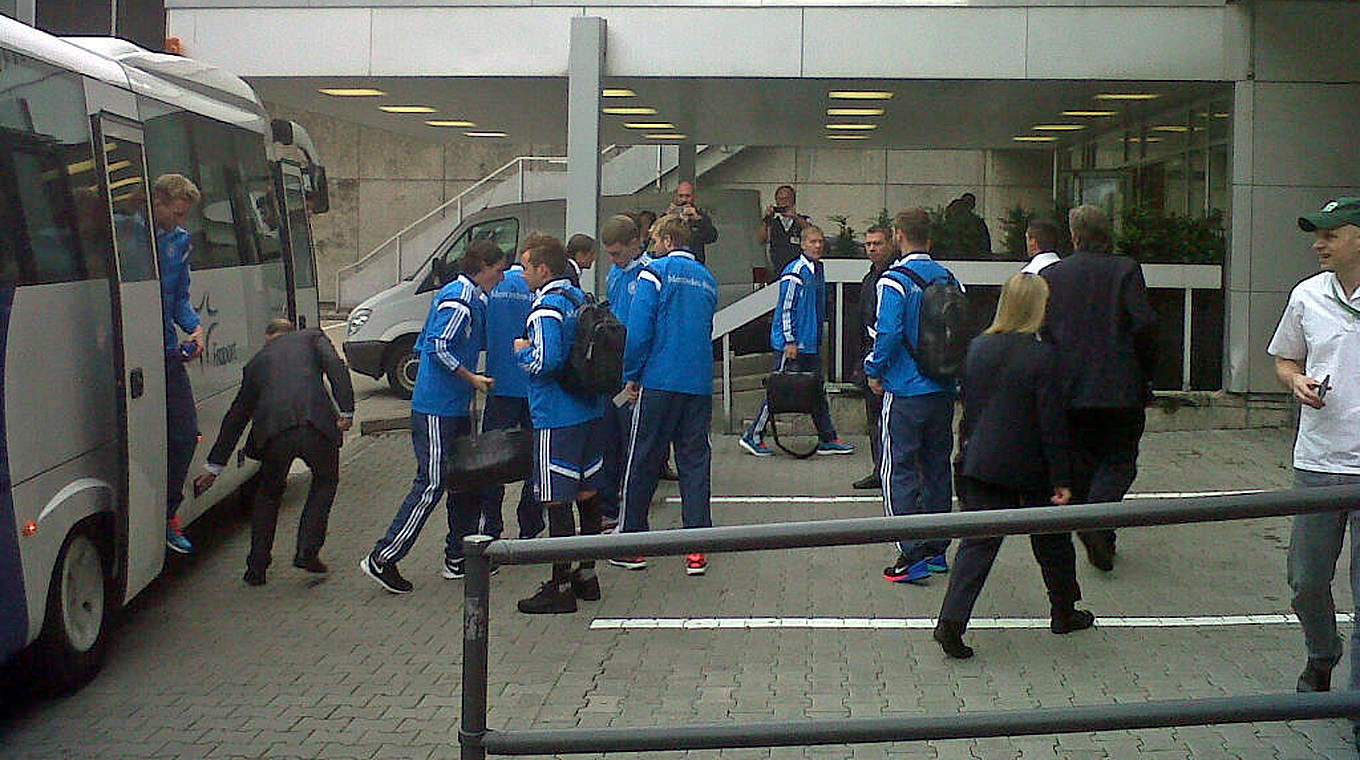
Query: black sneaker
442 559 500 580
292 556 328 574
570 571 601 601
852 474 881 490
517 581 577 614
359 554 413 594
1050 608 1096 635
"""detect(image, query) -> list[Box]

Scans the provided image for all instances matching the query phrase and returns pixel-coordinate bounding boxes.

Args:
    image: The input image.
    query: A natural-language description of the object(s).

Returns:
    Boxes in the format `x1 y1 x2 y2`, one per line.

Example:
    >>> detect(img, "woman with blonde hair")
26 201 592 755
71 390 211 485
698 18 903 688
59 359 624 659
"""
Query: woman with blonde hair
933 273 1095 659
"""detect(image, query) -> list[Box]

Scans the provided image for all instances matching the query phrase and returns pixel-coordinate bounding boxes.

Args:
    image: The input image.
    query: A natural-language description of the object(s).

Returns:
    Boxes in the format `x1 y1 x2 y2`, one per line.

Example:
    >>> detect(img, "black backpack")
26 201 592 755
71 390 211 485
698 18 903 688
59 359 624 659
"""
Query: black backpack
552 290 626 397
890 264 970 381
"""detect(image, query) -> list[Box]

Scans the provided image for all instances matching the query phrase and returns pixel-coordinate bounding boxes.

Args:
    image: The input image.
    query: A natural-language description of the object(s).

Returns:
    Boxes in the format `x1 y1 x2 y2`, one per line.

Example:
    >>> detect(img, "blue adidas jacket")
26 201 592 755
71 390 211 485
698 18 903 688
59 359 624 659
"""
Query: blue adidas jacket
412 274 487 417
516 278 604 429
484 264 534 399
606 253 652 324
863 252 959 397
770 254 825 354
157 225 200 356
624 249 718 396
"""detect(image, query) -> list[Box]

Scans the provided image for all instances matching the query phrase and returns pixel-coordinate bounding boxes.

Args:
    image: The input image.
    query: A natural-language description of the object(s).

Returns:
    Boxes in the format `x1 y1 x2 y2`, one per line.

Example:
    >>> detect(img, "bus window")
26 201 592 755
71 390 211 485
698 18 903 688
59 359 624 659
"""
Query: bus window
281 171 316 289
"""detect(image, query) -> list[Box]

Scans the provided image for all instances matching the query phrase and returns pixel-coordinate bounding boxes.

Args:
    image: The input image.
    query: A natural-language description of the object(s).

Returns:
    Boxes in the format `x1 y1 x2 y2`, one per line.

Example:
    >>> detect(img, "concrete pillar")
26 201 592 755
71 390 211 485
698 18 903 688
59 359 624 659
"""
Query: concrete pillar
677 143 697 185
567 16 605 296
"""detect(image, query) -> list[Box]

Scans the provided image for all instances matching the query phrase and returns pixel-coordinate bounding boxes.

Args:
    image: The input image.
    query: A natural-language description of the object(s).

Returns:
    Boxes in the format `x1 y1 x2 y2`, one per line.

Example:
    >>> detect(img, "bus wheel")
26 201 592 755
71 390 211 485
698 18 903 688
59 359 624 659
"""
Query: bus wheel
385 339 418 399
37 528 109 692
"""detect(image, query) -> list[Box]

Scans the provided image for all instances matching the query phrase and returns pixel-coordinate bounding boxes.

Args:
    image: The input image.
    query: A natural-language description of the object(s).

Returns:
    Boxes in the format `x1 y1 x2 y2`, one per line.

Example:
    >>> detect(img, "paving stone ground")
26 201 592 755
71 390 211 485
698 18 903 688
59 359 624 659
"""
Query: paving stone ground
0 368 1354 759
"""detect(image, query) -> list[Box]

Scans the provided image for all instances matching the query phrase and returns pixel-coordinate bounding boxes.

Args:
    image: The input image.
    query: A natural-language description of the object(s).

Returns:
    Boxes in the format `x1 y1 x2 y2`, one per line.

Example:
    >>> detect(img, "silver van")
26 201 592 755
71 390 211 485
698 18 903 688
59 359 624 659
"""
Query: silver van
343 190 761 397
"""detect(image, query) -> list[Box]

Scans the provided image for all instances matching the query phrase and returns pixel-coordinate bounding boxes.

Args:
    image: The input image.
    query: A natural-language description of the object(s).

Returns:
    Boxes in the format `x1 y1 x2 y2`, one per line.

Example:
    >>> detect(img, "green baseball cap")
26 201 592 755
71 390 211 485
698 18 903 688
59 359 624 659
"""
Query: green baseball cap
1298 197 1360 231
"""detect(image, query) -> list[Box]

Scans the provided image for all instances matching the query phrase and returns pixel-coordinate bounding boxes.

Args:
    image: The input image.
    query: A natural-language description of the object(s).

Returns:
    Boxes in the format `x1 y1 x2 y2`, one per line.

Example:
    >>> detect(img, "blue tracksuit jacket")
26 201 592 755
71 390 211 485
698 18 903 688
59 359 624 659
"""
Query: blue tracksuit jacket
770 254 825 354
863 252 958 397
158 225 200 355
516 277 604 429
483 264 534 399
624 249 718 396
606 253 652 324
412 274 487 417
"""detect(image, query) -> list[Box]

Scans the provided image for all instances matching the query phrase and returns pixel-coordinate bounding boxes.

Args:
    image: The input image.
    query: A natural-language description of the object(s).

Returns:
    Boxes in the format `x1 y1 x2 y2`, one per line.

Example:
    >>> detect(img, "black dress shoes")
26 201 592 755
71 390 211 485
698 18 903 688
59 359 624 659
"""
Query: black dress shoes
292 556 328 574
852 474 881 490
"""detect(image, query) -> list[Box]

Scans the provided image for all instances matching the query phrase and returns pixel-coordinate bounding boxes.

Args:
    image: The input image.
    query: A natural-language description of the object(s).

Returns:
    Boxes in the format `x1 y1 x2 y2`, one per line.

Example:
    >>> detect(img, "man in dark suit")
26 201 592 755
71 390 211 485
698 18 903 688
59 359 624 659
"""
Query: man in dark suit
194 319 356 585
1041 204 1157 571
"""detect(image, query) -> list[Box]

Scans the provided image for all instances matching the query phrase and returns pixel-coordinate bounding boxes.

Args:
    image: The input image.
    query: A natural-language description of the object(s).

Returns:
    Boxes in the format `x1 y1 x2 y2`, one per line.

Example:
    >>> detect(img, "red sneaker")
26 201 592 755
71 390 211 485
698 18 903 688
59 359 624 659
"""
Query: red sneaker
684 553 707 576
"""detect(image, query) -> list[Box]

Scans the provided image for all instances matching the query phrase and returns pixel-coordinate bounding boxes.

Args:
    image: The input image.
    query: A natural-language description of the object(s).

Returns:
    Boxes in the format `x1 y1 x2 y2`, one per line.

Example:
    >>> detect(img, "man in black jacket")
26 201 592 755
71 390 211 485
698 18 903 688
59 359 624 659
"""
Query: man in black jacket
668 181 718 263
194 320 356 585
1041 205 1157 571
852 225 897 489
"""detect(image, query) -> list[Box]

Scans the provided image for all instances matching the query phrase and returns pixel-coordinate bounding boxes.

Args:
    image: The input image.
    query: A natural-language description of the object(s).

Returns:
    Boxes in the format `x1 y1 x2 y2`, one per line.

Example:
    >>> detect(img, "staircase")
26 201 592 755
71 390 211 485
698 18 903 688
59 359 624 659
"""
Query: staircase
335 144 744 310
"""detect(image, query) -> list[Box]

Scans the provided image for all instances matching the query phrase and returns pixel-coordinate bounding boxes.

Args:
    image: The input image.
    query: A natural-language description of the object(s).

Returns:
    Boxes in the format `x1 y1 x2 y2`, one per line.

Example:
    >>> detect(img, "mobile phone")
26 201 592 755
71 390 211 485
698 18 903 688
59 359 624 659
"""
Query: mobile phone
1317 373 1332 399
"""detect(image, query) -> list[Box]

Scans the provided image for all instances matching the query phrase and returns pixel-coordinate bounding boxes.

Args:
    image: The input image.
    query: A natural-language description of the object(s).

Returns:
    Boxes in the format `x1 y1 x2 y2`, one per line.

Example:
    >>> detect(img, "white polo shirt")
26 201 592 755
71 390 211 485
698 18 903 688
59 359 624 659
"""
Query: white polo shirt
1267 271 1360 474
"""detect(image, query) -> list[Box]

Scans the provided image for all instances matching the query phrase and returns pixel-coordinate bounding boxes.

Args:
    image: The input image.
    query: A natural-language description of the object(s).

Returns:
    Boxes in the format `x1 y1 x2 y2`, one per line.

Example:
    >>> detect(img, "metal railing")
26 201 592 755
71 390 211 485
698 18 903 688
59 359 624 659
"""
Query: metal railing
710 260 1223 432
458 485 1360 758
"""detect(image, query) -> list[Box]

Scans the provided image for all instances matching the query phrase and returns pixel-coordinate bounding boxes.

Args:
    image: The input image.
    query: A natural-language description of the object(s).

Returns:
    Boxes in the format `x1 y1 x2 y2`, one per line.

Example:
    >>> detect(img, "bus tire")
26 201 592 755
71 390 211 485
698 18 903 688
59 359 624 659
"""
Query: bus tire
385 338 418 400
36 527 109 693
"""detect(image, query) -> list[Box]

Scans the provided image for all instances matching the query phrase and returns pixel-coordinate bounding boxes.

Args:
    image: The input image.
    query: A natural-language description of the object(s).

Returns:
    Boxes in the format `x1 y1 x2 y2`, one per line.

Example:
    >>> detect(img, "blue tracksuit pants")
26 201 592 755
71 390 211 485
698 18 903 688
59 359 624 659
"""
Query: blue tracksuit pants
880 391 954 559
479 395 539 538
372 412 488 567
620 389 712 533
595 399 629 521
165 358 198 519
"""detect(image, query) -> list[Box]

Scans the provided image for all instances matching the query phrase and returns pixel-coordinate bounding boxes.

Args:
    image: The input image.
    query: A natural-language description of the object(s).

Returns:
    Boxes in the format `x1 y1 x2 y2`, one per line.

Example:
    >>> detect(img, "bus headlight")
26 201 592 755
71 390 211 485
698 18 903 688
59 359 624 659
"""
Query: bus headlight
347 308 372 336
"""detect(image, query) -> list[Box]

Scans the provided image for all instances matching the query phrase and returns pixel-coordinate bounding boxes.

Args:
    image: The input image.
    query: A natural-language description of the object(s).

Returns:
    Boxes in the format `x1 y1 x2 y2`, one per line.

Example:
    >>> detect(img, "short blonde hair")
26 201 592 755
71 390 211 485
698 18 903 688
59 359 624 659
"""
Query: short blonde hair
152 173 201 205
985 273 1048 335
652 213 690 247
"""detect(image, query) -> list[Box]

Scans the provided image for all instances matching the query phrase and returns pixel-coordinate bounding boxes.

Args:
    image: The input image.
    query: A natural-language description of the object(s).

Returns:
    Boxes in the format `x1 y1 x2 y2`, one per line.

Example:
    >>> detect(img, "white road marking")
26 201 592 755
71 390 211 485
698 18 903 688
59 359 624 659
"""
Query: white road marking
665 489 1265 505
590 613 1350 631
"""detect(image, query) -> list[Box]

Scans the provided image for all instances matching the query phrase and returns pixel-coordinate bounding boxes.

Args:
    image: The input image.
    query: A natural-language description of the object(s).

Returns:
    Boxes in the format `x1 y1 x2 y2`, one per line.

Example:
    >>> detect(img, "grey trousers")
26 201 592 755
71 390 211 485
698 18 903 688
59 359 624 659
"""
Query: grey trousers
1288 468 1360 701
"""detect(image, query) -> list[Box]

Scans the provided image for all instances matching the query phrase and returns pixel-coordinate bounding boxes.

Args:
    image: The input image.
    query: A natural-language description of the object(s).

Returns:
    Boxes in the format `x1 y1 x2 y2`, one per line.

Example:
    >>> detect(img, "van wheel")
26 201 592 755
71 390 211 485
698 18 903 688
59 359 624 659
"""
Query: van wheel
36 528 109 692
385 339 418 399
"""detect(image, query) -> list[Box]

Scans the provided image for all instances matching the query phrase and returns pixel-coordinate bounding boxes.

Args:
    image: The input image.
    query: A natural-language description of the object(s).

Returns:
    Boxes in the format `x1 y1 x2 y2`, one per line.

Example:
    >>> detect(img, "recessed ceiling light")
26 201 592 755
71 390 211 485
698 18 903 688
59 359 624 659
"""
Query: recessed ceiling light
828 90 895 100
825 123 877 131
1013 136 1059 142
827 107 885 117
825 134 871 140
1032 124 1086 131
1095 93 1161 101
379 105 437 114
623 122 676 129
1152 125 1191 133
465 131 508 138
1062 110 1118 117
319 88 386 97
645 133 689 140
602 88 636 97
1125 136 1163 143
426 120 476 128
1213 112 1231 119
602 107 658 116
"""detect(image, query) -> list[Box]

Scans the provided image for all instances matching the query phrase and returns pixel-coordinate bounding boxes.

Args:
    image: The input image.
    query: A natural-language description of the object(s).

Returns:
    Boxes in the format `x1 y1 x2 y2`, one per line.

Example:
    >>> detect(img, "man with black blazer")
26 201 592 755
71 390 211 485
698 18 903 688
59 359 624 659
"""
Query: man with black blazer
194 319 356 585
1041 205 1157 571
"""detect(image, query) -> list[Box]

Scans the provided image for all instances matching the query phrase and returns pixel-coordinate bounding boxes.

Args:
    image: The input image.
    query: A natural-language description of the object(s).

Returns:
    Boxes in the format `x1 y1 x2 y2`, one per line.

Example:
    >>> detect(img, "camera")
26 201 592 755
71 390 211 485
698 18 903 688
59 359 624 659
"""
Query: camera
773 205 787 214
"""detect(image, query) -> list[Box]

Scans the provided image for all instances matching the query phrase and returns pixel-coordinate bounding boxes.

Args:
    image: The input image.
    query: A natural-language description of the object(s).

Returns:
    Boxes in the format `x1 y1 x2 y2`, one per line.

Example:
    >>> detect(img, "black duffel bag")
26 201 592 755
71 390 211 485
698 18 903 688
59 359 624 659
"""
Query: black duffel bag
762 370 823 458
445 427 533 492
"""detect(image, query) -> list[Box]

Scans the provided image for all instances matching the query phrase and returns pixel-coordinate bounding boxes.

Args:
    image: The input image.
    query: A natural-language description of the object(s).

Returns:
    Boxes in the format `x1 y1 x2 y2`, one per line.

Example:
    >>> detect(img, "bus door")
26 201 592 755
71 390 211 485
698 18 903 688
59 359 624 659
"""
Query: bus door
94 116 167 596
273 161 319 329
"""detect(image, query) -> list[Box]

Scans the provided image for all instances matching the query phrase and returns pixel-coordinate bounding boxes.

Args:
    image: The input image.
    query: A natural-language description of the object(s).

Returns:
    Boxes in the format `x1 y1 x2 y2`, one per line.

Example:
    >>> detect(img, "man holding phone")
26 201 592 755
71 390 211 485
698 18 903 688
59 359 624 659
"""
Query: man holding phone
759 185 810 282
1266 197 1360 725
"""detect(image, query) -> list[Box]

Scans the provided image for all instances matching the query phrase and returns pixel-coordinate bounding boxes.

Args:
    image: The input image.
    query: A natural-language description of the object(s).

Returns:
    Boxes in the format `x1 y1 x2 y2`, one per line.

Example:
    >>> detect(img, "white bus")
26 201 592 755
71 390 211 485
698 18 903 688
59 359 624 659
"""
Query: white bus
0 17 327 690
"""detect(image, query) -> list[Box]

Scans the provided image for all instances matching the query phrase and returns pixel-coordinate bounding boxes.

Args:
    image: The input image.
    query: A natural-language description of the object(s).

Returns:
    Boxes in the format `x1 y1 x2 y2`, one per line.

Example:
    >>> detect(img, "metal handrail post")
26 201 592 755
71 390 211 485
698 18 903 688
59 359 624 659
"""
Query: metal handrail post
722 334 732 433
459 534 494 760
1183 287 1194 390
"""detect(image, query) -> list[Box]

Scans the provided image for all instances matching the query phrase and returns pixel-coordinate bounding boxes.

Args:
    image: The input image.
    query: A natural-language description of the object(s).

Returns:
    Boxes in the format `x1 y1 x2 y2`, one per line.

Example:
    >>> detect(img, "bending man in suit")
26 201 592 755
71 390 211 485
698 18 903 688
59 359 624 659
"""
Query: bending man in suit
194 319 356 586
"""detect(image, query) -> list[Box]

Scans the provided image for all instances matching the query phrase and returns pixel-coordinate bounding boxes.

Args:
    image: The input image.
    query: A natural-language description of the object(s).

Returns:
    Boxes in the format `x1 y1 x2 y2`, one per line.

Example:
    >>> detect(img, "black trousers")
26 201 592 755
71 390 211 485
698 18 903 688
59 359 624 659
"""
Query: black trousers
1068 407 1145 551
246 425 340 573
938 477 1080 627
862 378 883 471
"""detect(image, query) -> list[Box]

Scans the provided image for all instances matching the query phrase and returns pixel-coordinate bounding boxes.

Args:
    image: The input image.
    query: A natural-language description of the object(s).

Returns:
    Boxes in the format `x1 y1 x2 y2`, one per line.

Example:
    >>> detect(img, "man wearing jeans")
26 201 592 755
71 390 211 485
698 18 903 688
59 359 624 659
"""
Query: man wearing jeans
1266 198 1360 727
866 209 959 585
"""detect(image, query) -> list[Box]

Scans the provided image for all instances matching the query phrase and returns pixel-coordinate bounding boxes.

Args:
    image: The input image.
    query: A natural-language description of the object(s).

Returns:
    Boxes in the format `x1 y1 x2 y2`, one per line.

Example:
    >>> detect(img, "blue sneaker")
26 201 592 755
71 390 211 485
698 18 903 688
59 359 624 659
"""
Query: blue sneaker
815 439 855 455
925 553 948 574
883 554 931 584
738 434 774 457
166 516 194 555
